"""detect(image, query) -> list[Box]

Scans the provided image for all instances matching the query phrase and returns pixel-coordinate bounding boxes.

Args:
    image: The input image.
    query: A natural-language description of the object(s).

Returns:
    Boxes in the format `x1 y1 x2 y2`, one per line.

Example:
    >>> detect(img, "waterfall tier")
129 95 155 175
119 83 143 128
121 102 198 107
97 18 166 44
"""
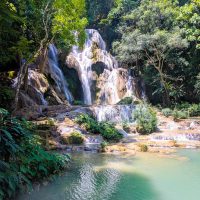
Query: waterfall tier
48 44 73 103
92 105 135 123
66 29 140 106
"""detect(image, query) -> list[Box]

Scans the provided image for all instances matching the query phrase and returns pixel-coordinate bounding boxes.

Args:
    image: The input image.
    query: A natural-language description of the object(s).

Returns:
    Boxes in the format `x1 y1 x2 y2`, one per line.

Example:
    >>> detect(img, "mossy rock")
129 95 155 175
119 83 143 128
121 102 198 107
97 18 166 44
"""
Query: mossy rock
61 132 84 145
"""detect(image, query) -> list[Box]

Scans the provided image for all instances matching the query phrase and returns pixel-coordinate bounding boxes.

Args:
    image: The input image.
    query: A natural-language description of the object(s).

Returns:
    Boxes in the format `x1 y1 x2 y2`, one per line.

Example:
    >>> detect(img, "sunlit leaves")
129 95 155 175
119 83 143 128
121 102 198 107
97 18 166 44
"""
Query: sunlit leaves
52 0 88 48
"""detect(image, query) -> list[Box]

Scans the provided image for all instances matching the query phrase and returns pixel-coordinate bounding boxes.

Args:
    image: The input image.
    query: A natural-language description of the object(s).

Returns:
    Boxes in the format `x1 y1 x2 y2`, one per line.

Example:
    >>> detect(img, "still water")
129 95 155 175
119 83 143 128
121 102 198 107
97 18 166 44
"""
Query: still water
18 150 200 200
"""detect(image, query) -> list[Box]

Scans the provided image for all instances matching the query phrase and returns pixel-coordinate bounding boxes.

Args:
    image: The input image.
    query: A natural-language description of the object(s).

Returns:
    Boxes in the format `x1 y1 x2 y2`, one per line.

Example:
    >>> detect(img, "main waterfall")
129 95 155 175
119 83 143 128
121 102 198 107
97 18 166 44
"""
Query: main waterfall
66 29 144 122
67 29 125 105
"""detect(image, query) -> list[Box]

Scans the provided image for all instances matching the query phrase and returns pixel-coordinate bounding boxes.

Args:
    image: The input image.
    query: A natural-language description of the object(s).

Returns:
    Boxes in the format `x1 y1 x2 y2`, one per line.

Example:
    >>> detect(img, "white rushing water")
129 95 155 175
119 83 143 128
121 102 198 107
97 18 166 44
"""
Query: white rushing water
65 29 143 122
48 44 73 103
93 105 135 123
69 29 119 105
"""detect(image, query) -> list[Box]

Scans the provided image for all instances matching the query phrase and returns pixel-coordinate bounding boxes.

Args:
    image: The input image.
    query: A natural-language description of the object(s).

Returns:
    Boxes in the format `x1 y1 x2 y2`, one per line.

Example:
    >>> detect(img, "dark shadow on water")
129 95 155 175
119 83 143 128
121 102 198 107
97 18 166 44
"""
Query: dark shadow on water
112 171 160 200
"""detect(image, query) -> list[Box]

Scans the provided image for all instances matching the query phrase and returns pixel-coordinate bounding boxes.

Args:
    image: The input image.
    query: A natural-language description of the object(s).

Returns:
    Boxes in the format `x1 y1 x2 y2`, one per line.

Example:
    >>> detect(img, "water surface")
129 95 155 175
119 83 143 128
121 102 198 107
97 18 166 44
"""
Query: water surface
18 150 200 200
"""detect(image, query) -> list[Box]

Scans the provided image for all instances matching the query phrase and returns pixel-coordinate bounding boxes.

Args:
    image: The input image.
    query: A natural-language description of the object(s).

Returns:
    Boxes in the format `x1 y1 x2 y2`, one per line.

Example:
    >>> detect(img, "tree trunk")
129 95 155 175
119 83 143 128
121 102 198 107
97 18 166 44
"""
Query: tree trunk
155 66 171 106
38 47 48 73
14 61 27 111
160 74 171 106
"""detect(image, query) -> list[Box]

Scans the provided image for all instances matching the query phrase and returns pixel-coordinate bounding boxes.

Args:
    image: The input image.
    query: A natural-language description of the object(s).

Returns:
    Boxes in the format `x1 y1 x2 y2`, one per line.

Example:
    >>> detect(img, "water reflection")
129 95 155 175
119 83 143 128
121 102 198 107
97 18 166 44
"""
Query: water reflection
18 150 200 200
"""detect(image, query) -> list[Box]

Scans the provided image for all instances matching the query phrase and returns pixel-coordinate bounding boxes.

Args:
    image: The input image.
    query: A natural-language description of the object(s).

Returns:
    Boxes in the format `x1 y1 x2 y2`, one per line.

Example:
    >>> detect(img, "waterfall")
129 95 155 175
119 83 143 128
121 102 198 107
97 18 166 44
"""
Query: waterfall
68 29 119 105
93 105 135 123
66 29 146 122
48 44 73 103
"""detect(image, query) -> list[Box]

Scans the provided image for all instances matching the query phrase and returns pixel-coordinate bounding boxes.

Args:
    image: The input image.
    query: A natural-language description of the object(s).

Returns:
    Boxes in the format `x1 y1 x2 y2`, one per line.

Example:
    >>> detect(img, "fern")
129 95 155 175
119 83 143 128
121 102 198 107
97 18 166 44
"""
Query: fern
0 108 70 199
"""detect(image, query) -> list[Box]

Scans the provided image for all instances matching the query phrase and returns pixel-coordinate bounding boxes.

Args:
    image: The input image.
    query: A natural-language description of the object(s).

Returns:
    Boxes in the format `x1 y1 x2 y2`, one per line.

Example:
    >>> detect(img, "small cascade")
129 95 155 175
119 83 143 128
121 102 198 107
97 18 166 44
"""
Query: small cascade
151 133 200 141
48 44 73 103
93 105 135 123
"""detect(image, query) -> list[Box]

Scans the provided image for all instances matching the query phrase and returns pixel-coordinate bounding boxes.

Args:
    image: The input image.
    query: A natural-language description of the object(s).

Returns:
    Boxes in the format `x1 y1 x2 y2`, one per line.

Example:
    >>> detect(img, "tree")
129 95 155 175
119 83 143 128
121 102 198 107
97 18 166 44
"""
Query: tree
178 0 200 49
112 0 200 105
8 0 88 109
114 29 188 105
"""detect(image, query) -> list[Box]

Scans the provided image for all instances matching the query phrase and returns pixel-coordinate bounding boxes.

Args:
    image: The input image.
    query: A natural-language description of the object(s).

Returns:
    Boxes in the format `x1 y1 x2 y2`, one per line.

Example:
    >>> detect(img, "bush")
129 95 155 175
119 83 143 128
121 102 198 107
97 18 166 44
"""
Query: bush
75 114 101 134
100 141 108 152
161 103 200 119
62 132 84 145
76 114 123 142
122 121 130 132
162 108 173 117
172 110 188 120
133 104 157 134
188 104 200 117
99 122 123 142
139 144 148 152
117 97 133 105
0 108 70 199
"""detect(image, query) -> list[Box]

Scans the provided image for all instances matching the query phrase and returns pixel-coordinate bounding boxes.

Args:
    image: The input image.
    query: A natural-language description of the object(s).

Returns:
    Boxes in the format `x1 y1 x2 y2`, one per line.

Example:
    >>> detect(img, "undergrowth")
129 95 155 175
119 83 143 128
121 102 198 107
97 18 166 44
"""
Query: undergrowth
75 114 123 142
0 108 70 199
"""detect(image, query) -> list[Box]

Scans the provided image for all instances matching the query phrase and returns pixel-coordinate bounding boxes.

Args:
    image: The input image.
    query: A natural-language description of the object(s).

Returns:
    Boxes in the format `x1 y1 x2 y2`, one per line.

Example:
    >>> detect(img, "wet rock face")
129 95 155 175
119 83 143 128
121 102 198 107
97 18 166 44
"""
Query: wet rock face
16 69 70 108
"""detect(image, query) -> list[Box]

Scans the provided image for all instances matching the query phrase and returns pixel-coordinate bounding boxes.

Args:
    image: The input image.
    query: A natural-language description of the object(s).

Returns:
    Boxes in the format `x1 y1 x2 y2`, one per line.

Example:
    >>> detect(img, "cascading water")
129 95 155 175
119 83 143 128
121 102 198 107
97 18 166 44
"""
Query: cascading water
68 29 119 105
93 105 135 123
48 44 73 103
66 29 145 122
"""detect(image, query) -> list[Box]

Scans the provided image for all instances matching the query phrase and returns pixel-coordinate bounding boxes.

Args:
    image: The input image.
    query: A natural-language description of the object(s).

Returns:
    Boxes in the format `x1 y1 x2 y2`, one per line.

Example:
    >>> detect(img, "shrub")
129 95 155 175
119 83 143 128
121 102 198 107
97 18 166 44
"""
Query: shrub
162 108 173 117
117 97 133 105
67 132 84 145
172 110 188 120
75 114 101 134
175 102 191 110
139 144 148 152
100 141 108 152
76 114 123 142
133 104 157 135
188 104 200 117
122 121 130 132
0 108 70 199
99 122 123 142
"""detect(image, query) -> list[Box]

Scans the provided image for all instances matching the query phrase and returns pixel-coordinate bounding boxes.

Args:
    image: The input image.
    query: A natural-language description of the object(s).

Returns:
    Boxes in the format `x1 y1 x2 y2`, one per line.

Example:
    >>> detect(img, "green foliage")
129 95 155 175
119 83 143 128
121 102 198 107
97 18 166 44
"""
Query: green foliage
0 0 23 65
0 86 15 110
52 0 88 48
178 0 200 49
76 114 123 141
73 100 85 105
188 104 200 117
99 122 123 142
117 97 133 105
161 103 200 119
100 141 108 152
75 114 102 134
122 121 130 132
0 0 88 68
0 109 69 199
162 108 173 117
195 73 200 96
139 144 148 152
133 104 157 134
62 132 84 145
172 109 188 120
111 0 200 105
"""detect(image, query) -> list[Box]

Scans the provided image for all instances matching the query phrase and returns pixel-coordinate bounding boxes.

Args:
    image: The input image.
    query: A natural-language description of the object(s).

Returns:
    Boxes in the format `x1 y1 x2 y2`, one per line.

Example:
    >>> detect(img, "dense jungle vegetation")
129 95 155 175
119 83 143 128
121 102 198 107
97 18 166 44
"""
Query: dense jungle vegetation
0 0 199 199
